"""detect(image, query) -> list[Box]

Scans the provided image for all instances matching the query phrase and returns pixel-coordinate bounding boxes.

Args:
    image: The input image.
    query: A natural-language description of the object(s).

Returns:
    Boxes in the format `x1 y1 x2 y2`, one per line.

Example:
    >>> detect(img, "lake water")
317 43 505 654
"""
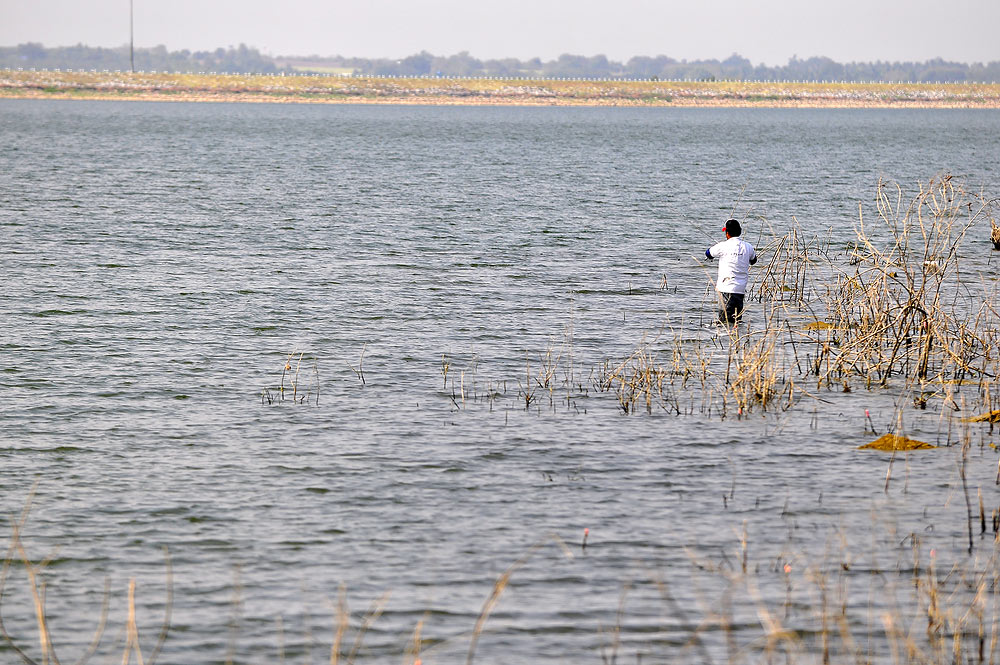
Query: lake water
2 99 1000 664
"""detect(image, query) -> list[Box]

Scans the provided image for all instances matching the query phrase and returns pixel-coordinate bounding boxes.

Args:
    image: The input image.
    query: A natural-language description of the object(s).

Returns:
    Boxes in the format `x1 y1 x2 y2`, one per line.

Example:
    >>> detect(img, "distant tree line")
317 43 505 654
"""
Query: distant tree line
330 51 1000 82
3 43 998 83
0 43 282 74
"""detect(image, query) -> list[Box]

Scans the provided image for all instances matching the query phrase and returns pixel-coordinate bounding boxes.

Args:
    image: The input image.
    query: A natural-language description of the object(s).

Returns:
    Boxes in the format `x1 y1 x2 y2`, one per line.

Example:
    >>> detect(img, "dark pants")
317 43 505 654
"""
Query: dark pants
718 292 745 324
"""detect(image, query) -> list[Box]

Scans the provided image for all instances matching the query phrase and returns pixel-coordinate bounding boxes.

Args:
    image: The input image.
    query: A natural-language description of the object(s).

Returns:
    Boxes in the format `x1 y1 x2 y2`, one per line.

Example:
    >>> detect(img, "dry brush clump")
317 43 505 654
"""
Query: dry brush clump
749 218 834 306
693 176 1000 424
604 176 999 421
813 176 999 393
422 176 997 423
721 326 789 416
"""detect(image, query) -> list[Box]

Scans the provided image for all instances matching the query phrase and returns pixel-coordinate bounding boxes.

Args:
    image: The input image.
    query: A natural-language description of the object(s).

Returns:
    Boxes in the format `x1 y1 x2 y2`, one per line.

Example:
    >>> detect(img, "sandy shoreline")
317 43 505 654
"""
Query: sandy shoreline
3 70 999 108
4 88 999 108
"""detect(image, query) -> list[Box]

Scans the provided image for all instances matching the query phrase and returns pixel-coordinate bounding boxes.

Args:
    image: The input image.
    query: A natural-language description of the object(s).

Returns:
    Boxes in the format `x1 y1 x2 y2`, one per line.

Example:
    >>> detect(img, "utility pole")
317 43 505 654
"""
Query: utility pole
130 0 134 73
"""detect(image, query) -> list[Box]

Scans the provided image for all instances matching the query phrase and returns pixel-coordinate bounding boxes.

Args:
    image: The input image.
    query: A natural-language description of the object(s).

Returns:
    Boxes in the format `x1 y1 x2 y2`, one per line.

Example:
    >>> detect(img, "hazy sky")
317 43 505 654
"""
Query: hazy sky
3 0 999 65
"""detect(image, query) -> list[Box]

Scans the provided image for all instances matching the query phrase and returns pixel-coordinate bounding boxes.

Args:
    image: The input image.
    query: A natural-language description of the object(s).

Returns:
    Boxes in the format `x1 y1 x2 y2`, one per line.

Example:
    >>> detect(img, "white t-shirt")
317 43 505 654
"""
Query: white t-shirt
708 236 756 294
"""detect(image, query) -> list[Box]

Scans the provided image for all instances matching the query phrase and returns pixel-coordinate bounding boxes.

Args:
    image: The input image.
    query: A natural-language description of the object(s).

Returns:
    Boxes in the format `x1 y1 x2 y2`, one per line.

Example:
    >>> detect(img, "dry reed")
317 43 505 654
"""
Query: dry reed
261 350 321 405
1 484 172 665
7 484 1000 664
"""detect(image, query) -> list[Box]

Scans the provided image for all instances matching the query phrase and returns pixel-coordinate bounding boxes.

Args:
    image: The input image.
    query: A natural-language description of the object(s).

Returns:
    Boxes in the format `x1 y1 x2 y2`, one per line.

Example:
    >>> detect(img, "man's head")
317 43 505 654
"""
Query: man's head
724 219 742 238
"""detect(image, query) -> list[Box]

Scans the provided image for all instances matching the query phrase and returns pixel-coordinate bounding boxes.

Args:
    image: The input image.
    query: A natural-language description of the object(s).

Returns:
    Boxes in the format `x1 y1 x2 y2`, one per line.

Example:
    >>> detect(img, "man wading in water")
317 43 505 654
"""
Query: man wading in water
706 219 757 324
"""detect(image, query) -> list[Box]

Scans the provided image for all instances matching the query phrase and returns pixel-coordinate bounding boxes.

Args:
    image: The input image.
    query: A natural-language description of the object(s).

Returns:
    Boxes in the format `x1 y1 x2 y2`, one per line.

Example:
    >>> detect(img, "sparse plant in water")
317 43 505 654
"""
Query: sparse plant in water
441 353 451 388
594 340 675 414
261 350 320 405
348 343 367 385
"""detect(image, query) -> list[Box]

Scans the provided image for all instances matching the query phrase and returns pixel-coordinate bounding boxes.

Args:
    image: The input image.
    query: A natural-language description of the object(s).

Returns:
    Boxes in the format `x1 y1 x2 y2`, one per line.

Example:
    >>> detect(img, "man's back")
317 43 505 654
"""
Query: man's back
709 236 756 294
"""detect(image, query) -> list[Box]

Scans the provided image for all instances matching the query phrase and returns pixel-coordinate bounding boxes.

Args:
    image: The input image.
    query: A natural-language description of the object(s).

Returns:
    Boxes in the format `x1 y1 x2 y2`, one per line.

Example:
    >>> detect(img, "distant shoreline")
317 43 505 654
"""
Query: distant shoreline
3 70 999 108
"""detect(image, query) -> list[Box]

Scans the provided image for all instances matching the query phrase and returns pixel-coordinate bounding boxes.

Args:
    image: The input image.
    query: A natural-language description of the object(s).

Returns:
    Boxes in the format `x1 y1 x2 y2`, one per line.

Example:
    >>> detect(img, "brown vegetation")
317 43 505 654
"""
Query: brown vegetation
858 433 936 450
436 175 1000 449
